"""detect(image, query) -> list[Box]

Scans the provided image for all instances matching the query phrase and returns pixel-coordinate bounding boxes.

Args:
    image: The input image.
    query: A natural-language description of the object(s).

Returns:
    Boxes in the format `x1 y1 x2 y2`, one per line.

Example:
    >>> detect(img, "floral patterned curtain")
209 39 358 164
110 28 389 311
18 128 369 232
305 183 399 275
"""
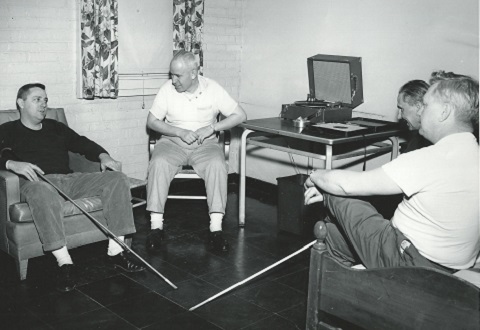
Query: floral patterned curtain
80 0 119 99
173 0 205 74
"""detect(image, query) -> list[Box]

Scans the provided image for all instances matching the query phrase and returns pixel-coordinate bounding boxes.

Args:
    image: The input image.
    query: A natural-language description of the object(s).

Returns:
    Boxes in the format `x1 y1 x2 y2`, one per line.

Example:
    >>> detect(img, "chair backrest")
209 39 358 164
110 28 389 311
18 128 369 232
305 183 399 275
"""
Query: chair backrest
0 108 68 126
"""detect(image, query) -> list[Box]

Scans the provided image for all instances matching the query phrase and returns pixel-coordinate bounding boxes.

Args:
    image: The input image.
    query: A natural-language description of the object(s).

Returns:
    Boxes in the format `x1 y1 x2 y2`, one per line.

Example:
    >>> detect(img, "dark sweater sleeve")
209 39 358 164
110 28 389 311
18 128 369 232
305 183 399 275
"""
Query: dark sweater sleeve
401 130 432 154
56 122 108 162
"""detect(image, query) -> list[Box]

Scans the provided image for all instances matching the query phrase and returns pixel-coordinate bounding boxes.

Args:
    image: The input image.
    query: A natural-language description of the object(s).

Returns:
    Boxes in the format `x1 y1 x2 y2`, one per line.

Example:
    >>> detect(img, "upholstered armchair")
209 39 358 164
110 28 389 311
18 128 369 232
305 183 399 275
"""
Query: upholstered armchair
0 108 139 280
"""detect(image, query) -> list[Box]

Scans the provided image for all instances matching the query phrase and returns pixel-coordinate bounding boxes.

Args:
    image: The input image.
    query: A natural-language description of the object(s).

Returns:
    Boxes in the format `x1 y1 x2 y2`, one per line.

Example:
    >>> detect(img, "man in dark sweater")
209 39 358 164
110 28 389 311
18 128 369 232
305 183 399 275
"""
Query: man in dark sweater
0 83 145 292
396 80 432 153
366 80 432 219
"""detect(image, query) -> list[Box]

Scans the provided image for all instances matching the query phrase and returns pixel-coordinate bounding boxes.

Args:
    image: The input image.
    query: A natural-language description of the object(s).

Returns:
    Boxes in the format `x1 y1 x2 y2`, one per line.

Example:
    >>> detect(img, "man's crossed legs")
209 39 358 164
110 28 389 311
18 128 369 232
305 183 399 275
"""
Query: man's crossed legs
322 193 453 272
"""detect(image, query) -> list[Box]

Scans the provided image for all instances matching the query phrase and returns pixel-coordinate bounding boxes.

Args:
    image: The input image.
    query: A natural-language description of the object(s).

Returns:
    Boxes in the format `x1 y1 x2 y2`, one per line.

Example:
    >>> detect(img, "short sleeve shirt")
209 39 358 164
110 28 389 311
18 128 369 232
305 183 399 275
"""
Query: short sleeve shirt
150 76 238 132
382 133 479 269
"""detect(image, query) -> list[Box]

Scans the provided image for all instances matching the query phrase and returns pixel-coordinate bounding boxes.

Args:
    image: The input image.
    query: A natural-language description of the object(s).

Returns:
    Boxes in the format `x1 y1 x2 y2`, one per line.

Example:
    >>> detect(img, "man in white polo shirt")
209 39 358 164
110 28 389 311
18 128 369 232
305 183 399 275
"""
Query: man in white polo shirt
304 76 479 271
146 50 247 253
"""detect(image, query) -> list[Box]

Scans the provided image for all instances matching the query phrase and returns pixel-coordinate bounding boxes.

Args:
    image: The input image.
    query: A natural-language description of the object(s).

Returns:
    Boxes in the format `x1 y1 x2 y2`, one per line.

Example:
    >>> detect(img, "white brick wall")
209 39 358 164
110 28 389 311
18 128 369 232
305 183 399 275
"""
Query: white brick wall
203 0 244 173
0 0 152 180
0 0 244 178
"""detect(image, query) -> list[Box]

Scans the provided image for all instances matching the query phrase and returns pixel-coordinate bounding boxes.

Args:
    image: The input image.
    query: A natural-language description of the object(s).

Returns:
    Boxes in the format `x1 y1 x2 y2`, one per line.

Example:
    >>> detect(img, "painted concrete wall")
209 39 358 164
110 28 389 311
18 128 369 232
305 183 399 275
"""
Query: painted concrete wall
203 0 244 173
239 0 479 183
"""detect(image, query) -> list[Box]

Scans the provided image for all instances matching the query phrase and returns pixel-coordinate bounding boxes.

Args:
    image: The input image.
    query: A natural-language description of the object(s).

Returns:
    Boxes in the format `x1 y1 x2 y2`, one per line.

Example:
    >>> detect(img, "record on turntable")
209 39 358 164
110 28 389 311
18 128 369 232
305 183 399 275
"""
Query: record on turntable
311 122 369 137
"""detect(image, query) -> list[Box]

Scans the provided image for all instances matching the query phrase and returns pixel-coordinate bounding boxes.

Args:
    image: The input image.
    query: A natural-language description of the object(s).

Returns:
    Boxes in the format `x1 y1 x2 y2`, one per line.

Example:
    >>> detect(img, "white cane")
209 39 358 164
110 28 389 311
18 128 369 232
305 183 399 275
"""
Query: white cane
189 240 316 311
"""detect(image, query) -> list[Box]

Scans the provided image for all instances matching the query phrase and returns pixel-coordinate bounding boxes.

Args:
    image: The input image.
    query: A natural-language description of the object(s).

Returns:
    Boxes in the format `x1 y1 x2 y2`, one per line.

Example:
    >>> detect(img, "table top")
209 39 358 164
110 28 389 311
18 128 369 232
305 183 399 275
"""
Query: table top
240 117 404 145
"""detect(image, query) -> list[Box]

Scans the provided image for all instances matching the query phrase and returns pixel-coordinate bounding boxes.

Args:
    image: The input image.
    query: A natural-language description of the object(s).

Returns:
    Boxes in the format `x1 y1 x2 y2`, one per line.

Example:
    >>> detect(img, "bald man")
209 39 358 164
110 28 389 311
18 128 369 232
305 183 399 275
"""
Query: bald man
146 50 247 253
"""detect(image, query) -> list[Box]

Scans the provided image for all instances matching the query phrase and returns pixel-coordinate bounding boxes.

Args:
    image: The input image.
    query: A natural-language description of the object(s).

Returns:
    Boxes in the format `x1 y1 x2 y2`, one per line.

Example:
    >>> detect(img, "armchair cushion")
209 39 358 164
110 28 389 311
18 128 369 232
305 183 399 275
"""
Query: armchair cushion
10 197 103 223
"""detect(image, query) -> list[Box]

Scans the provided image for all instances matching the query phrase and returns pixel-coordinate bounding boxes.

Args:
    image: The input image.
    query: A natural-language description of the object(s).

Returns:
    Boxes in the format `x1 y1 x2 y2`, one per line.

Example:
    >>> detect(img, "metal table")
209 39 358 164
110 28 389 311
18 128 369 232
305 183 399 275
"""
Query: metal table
238 117 403 226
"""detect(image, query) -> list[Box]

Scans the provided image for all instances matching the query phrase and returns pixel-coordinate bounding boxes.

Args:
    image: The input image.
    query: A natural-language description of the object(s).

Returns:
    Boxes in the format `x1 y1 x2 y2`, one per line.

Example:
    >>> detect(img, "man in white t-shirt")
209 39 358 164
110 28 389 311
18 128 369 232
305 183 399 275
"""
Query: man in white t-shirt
304 76 479 271
146 50 247 253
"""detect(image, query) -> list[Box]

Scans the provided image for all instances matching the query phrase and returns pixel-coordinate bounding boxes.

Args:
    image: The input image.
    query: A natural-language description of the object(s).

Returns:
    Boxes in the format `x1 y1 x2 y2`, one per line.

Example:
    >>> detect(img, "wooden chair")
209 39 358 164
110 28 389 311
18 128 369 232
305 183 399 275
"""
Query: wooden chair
306 221 480 330
0 108 143 280
148 121 230 200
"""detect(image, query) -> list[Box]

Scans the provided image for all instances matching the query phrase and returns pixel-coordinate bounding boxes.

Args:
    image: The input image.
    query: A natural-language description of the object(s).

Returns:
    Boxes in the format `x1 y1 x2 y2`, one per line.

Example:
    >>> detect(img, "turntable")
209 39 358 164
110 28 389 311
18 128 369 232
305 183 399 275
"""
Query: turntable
281 54 363 125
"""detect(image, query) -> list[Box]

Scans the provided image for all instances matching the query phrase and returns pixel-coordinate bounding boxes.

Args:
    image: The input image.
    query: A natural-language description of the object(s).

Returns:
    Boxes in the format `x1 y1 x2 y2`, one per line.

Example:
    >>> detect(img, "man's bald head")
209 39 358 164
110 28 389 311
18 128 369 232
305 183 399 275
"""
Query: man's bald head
169 50 199 93
171 50 198 71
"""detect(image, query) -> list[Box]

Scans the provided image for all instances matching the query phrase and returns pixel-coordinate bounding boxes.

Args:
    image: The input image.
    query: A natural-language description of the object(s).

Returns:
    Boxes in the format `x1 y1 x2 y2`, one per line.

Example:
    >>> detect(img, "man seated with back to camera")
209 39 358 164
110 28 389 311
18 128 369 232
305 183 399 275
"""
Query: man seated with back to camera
0 83 145 293
146 50 247 253
304 76 479 272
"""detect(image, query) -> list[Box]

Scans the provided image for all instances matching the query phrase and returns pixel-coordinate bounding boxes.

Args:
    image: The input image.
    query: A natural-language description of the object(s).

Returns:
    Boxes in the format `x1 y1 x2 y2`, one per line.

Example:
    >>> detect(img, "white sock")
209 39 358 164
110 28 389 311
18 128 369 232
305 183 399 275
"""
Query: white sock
107 236 125 256
150 212 164 230
51 246 73 267
209 213 223 232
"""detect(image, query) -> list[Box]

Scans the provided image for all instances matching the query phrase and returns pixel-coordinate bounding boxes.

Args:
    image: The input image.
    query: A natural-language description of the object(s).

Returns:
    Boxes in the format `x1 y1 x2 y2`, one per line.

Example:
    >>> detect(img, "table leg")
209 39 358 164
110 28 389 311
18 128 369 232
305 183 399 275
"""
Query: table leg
388 137 399 160
239 129 254 227
307 157 313 172
325 145 333 170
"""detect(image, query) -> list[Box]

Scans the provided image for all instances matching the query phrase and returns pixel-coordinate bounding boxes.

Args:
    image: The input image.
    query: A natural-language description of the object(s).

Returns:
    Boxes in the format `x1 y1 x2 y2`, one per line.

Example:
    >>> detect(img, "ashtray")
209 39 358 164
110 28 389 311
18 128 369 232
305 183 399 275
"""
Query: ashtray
292 118 310 128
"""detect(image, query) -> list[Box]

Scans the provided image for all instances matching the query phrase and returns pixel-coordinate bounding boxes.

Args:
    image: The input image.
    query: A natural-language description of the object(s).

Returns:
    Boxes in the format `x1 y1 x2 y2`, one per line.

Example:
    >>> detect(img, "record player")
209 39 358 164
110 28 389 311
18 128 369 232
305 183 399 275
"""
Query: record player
281 54 363 125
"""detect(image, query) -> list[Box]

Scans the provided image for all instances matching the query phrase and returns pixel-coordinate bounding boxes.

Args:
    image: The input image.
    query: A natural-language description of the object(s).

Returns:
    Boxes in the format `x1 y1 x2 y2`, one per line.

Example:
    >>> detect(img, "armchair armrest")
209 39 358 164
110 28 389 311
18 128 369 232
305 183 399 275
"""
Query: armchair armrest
149 130 162 159
0 170 21 209
0 170 20 251
218 129 231 145
218 129 231 162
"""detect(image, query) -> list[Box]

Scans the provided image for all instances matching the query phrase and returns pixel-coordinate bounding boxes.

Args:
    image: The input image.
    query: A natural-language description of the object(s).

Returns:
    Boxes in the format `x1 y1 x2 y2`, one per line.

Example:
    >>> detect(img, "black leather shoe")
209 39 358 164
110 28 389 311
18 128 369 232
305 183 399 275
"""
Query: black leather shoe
56 264 77 293
146 228 165 253
108 252 145 272
209 231 229 253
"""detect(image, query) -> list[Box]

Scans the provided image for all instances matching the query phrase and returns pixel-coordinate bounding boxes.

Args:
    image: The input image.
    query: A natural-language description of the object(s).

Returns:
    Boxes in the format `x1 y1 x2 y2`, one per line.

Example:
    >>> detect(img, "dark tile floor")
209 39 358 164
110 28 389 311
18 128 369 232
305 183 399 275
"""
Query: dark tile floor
0 180 319 330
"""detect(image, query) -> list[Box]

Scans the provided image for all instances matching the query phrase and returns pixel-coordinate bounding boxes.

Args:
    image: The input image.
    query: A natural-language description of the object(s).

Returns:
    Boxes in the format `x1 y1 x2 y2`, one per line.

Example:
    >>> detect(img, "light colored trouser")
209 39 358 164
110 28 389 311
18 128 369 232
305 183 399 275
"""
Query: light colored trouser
147 137 228 214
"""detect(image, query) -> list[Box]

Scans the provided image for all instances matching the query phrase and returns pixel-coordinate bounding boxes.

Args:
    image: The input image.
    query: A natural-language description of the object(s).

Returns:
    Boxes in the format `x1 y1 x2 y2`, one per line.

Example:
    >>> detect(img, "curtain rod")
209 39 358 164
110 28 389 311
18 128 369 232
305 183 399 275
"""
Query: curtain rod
117 94 157 98
119 87 160 91
119 77 167 81
118 72 169 76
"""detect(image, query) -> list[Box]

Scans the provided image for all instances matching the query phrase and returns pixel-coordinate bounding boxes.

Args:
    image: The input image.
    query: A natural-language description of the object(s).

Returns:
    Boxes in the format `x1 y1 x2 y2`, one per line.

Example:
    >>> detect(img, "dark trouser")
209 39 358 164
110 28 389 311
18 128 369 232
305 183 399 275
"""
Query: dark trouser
323 193 454 272
19 171 136 252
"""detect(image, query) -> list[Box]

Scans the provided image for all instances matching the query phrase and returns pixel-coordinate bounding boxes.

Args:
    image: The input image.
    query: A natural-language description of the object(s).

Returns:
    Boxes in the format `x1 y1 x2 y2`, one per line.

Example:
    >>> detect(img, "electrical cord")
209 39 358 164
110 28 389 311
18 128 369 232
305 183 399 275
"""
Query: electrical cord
285 139 300 175
362 134 367 171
